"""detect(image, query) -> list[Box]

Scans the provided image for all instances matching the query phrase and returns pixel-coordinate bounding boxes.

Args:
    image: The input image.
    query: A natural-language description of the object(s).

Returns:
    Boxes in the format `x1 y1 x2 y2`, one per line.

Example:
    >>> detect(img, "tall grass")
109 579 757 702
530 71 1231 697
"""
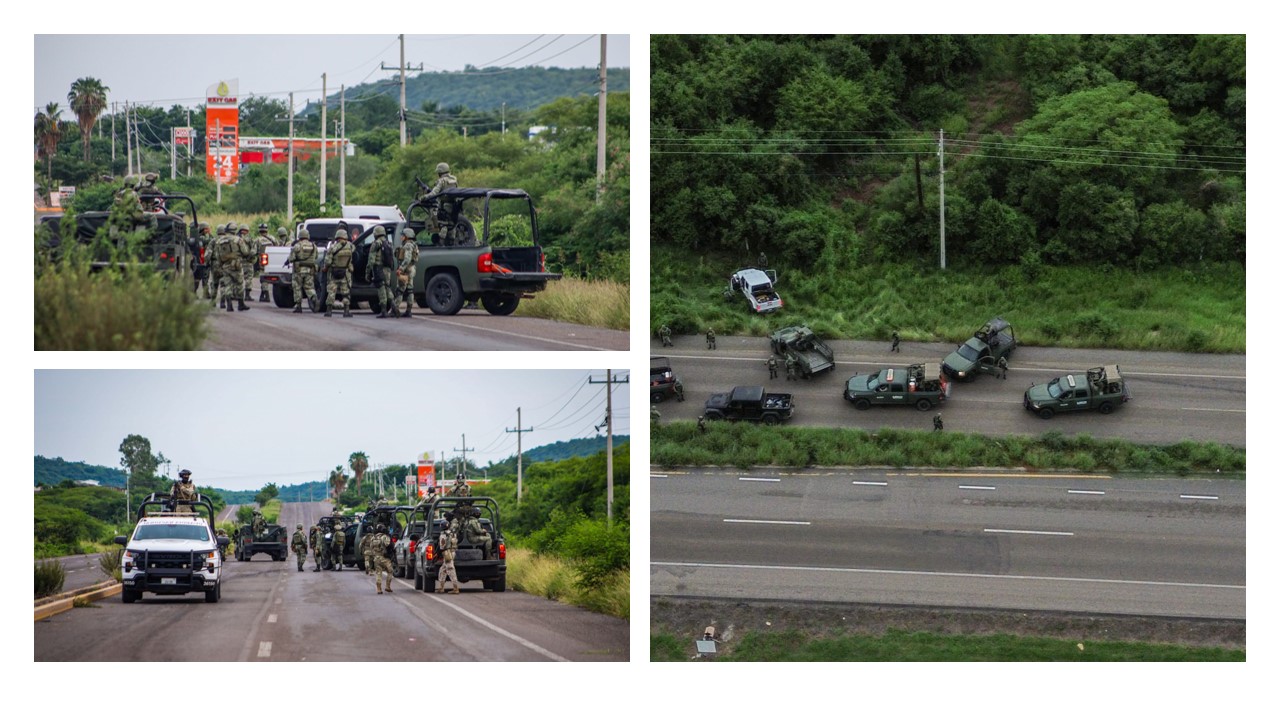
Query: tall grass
97 547 124 582
651 248 1245 353
35 559 66 598
506 547 629 619
653 422 1245 474
516 276 629 330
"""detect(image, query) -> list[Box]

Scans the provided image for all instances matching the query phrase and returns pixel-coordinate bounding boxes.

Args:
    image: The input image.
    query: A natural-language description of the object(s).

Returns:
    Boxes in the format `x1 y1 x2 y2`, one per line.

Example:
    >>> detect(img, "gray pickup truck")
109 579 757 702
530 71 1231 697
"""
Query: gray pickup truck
263 187 561 315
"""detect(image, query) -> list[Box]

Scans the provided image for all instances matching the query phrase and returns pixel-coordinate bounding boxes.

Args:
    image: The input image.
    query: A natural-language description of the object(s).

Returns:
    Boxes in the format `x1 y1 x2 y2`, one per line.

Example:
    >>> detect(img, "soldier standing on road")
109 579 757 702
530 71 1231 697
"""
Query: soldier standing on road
310 525 323 571
322 229 355 318
785 356 797 381
706 328 716 350
659 325 673 347
891 330 901 353
359 528 373 575
214 223 250 312
697 415 707 433
291 524 307 572
331 524 346 571
396 228 419 318
437 529 461 594
192 223 212 299
997 356 1009 380
370 524 394 594
767 356 778 379
366 226 400 318
237 225 257 302
933 413 944 432
674 378 685 402
287 228 319 313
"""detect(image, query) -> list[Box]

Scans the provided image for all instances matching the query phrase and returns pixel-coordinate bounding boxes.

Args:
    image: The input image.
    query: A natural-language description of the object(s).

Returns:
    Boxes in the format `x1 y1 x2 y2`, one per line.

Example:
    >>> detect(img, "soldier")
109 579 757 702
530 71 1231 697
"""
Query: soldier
210 224 227 307
321 229 355 317
276 226 292 246
370 524 394 594
287 228 319 313
215 528 228 561
767 356 779 379
251 510 265 538
169 469 196 514
706 328 716 350
463 508 492 560
366 225 400 318
437 528 461 594
933 413 944 432
785 356 797 381
891 330 901 353
310 525 323 571
659 324 673 347
651 405 660 424
192 223 212 299
674 378 685 402
214 223 250 312
331 524 346 571
697 415 707 433
107 175 146 241
451 473 471 498
757 251 767 268
422 162 458 243
291 524 307 572
359 526 374 575
997 356 1009 380
238 225 258 301
252 223 276 302
137 172 165 212
396 228 419 318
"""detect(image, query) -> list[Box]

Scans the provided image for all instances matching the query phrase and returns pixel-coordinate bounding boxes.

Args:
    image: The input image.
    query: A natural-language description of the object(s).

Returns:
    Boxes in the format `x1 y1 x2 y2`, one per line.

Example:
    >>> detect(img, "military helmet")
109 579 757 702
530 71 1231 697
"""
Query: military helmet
373 225 386 237
225 222 237 233
144 172 158 183
276 227 288 238
238 225 249 234
335 229 348 240
436 162 450 175
198 222 210 232
123 174 137 186
215 223 227 234
297 228 310 240
179 469 192 479
401 228 416 239
297 524 303 530
376 523 387 533
258 223 268 231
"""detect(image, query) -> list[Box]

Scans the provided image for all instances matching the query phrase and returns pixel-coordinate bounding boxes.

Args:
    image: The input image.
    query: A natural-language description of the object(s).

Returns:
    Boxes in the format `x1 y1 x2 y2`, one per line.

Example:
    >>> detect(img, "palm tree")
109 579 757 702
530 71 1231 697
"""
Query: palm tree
34 102 62 183
67 77 109 163
329 466 347 499
349 452 368 493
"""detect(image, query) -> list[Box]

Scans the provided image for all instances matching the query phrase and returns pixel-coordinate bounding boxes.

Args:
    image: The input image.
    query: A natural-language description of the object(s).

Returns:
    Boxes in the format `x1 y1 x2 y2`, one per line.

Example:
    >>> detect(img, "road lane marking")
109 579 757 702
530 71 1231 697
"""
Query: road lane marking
890 472 1112 479
723 519 810 526
412 586 570 661
650 561 1245 590
1179 407 1245 413
267 614 277 623
1068 490 1106 495
651 474 668 478
1181 494 1220 500
959 485 996 491
851 481 888 486
430 317 607 351
257 642 272 658
739 477 780 482
984 528 1074 536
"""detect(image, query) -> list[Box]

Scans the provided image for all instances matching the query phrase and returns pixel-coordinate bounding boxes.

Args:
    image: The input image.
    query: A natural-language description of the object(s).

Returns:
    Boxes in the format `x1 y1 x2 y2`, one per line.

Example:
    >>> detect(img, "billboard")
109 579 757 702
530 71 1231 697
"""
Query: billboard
415 451 436 497
205 79 240 184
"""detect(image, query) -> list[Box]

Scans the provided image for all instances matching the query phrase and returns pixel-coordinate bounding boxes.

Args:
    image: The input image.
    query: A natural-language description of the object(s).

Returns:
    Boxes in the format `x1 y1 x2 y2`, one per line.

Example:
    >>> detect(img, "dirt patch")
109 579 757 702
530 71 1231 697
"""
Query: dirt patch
651 596 1245 654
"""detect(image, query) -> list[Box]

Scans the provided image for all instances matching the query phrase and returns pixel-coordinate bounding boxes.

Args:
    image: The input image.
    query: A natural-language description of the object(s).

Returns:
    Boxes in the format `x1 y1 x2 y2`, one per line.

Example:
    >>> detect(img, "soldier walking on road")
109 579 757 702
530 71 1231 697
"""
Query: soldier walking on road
238 225 257 302
659 325 673 347
785 356 797 381
331 524 346 570
310 525 323 572
767 356 778 379
366 226 400 318
674 378 685 402
291 524 307 572
933 413 944 431
396 228 419 318
891 330 901 353
998 356 1008 380
214 223 250 312
370 524 394 594
437 529 461 594
287 228 319 313
706 328 716 350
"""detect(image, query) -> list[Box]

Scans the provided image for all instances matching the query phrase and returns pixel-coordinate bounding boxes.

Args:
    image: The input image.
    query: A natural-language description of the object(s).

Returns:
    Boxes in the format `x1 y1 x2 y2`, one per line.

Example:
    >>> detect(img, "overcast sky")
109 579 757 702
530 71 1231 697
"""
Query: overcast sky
34 34 629 113
35 370 631 491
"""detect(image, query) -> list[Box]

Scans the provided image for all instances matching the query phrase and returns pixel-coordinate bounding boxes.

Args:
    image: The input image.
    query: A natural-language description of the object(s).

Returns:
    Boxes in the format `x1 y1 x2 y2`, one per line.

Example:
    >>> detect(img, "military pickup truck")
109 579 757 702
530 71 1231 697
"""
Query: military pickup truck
769 326 835 377
261 187 561 315
942 317 1017 381
351 505 412 571
412 497 507 593
234 522 288 562
114 493 229 604
38 194 199 276
726 268 782 313
317 515 359 570
844 363 951 411
1024 365 1131 419
704 386 794 425
650 356 681 403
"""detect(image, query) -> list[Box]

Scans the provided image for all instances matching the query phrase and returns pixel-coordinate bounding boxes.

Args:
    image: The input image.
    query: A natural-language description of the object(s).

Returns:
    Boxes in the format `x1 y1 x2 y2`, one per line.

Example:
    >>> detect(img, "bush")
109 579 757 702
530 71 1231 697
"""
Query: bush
98 546 124 582
35 559 66 598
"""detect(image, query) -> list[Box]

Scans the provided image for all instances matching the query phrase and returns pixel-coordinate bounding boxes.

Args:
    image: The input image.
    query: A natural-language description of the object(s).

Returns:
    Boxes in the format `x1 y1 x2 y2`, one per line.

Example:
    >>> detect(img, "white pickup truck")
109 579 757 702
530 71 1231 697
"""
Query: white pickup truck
114 493 229 603
260 205 402 308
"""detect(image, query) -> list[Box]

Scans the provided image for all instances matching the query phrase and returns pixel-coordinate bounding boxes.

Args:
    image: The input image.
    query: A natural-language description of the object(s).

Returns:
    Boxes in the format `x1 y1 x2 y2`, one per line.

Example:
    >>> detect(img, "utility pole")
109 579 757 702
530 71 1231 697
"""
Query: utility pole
501 102 506 135
320 73 327 211
111 102 116 166
124 102 132 176
505 408 534 503
938 128 946 270
339 85 346 207
381 34 423 148
287 92 295 226
186 108 192 177
596 34 607 203
453 435 474 477
589 369 629 525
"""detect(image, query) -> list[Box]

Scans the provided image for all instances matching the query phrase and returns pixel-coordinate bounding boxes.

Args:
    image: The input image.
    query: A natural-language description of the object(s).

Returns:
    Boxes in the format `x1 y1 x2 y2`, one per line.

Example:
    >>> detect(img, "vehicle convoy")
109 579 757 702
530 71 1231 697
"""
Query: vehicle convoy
726 268 782 313
234 520 287 562
650 356 681 403
769 325 834 377
352 505 412 571
942 317 1017 381
844 363 951 411
261 186 561 315
113 492 229 604
412 496 507 593
38 194 199 276
703 385 794 424
317 515 359 569
1024 365 1131 419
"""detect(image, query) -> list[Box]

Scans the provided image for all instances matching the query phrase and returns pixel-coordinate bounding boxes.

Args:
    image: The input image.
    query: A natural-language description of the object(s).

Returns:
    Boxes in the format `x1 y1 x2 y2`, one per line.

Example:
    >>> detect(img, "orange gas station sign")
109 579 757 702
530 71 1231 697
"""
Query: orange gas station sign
205 79 240 185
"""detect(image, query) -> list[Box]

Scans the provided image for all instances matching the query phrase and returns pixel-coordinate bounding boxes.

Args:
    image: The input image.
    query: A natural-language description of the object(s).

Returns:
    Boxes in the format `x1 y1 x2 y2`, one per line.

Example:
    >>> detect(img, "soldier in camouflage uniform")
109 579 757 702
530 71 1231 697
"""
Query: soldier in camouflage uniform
287 228 319 313
238 225 258 301
276 226 292 246
291 524 307 571
107 175 146 242
396 228 419 318
331 523 346 571
422 162 458 243
137 172 164 212
310 525 323 571
437 528 460 594
210 224 227 307
214 223 250 312
359 527 374 575
370 524 394 594
252 223 276 302
170 469 197 513
462 508 493 560
321 229 356 317
192 223 212 298
366 226 400 318
252 510 265 538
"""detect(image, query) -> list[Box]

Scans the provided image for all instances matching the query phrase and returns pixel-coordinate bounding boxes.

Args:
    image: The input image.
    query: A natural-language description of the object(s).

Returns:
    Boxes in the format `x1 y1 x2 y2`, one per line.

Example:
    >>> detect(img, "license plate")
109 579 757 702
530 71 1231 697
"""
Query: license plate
161 577 177 585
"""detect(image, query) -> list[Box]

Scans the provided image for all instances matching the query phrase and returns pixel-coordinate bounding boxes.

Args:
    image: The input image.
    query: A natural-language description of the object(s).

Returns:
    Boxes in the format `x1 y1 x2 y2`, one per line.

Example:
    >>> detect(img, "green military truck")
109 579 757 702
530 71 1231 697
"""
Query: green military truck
769 325 835 378
844 362 951 411
1024 365 1131 419
234 522 288 562
942 317 1017 381
38 194 199 276
412 496 507 593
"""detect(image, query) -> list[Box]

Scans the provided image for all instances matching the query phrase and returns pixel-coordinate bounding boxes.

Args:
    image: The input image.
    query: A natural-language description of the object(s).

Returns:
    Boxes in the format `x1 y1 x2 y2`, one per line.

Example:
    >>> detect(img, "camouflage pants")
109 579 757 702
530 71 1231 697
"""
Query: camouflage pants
241 266 254 296
313 545 324 569
217 265 242 304
363 552 375 575
438 557 459 589
397 270 413 307
376 267 396 310
373 555 393 591
293 267 317 306
327 269 352 311
293 546 306 570
466 534 493 560
331 543 345 568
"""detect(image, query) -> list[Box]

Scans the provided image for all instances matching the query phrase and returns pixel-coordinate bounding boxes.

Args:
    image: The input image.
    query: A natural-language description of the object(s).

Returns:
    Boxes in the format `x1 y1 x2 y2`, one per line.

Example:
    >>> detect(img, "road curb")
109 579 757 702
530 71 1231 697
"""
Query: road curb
34 580 121 621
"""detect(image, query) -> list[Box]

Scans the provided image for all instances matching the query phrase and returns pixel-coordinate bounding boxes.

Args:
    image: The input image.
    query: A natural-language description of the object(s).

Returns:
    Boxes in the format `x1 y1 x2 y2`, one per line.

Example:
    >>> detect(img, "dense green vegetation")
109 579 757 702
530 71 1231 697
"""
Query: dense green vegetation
651 35 1244 350
652 422 1244 474
650 629 1243 661
34 456 126 488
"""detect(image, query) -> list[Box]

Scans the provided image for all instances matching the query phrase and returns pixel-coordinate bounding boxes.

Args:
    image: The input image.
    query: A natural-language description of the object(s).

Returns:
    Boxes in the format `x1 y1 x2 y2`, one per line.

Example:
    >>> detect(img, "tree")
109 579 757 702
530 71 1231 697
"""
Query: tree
118 434 158 485
254 482 279 508
68 77 109 163
35 102 62 184
329 466 347 499
349 452 368 493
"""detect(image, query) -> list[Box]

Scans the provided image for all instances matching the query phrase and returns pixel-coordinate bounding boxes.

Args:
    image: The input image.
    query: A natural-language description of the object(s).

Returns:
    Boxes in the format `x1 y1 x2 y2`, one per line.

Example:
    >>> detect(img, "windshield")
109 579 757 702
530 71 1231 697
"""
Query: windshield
957 341 981 362
134 524 210 542
1046 378 1065 399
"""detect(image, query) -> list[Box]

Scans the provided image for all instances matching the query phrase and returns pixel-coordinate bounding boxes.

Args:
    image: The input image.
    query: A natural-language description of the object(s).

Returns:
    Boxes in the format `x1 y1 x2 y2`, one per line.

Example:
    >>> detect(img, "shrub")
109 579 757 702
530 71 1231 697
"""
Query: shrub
98 546 124 582
35 559 66 598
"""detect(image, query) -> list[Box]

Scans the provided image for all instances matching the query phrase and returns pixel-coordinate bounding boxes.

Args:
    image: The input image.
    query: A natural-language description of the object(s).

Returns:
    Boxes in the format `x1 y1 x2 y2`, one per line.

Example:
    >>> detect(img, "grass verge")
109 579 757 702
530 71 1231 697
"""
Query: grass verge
506 547 629 619
516 276 629 330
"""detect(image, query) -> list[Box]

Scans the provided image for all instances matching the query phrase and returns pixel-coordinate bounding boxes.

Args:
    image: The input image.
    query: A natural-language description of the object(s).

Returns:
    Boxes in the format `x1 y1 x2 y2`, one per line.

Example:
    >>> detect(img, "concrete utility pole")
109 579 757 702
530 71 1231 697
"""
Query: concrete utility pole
111 102 116 166
320 73 327 210
453 435 474 477
596 34 607 203
505 408 534 503
339 85 346 207
124 102 133 176
381 34 423 148
287 92 295 226
186 108 192 177
938 128 946 270
589 370 629 526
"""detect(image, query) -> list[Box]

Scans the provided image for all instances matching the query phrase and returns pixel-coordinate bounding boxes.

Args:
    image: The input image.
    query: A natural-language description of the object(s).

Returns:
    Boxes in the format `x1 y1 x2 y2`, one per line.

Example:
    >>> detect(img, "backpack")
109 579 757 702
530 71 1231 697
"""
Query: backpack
380 239 395 268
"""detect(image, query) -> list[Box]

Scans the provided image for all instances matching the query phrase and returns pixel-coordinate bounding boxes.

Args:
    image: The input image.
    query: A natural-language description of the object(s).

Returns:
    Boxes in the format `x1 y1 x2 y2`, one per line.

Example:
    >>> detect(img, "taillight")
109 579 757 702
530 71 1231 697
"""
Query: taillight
409 540 417 556
259 253 268 267
498 543 506 560
159 252 169 260
477 252 493 273
426 544 435 561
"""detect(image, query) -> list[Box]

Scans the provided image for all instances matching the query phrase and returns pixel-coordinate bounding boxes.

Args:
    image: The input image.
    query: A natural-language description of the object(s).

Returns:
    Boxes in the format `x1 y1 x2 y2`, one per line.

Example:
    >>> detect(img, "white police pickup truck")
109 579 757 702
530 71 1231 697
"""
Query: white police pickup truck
726 268 782 313
114 493 229 603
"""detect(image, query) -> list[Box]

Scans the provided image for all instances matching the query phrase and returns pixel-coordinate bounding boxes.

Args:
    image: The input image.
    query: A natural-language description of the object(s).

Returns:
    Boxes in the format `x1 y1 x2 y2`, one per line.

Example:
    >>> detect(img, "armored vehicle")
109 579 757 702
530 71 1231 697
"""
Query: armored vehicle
703 385 794 424
844 363 951 411
942 317 1017 381
412 496 507 593
40 194 200 276
769 326 835 377
1024 365 1131 419
726 268 782 313
113 492 228 604
234 521 288 562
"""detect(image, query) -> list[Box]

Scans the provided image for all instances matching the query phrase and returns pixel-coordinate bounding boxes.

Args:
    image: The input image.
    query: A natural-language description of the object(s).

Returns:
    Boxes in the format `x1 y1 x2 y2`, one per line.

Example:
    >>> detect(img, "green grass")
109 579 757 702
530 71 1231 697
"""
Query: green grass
651 629 1244 661
653 423 1245 474
651 249 1245 353
506 547 629 619
35 559 66 599
516 276 629 330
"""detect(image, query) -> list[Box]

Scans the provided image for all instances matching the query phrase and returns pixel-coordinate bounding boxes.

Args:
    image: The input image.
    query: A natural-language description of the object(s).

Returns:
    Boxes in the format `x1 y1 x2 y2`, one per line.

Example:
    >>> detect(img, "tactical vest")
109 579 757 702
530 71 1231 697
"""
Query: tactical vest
291 241 317 268
328 241 354 269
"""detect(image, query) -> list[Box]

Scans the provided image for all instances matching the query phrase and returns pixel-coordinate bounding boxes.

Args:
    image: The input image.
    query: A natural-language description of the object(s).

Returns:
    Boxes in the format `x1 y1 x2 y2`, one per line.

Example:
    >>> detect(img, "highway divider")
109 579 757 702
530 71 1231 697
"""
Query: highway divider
34 579 121 622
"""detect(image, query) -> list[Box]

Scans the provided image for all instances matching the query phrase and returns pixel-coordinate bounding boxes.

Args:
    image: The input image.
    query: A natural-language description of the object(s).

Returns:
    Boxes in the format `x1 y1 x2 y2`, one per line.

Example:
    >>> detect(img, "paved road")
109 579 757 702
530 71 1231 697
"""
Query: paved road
203 302 628 350
35 501 627 661
652 337 1246 446
651 466 1245 619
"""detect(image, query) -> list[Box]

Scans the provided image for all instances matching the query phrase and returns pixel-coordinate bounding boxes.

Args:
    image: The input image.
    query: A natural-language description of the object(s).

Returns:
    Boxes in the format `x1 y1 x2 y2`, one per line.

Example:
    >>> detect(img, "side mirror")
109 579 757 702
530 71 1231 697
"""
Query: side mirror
114 535 128 546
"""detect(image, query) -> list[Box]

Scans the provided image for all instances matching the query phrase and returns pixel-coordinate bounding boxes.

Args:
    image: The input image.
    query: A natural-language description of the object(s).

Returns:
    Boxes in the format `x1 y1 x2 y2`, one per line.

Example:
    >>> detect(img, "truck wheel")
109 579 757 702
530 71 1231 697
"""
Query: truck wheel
486 576 506 593
205 582 220 603
414 570 423 590
425 273 464 315
271 283 293 308
422 573 436 593
1098 402 1114 415
853 398 871 411
651 391 665 403
481 292 520 316
394 562 404 578
915 398 933 411
762 414 779 426
122 586 138 603
1038 408 1055 419
406 563 415 580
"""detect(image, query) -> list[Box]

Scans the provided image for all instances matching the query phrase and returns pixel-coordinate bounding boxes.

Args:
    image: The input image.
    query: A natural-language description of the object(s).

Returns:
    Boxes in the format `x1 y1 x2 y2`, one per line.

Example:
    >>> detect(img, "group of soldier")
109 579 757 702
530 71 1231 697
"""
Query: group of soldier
192 222 286 312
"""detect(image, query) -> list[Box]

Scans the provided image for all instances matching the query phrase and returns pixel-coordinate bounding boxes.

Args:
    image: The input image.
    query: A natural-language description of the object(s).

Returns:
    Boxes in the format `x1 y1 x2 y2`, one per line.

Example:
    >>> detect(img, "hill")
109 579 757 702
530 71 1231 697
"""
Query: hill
34 455 126 488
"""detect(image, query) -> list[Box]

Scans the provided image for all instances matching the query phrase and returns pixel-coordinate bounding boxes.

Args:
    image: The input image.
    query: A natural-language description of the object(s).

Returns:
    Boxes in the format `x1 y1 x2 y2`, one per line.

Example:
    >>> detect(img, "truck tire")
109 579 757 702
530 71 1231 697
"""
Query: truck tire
122 586 138 603
394 561 404 578
205 582 220 603
1038 407 1055 420
762 414 779 426
274 552 285 561
422 573 437 593
485 576 506 593
853 398 871 411
406 562 415 580
414 570 423 590
652 391 666 403
1098 402 1114 415
425 273 464 315
271 283 293 308
481 292 520 316
915 398 933 411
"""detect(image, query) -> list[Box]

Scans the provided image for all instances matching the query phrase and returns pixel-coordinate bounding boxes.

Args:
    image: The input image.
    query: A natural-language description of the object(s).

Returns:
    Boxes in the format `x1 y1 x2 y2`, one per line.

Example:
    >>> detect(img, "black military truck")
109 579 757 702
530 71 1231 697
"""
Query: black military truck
412 497 507 593
769 325 835 378
1024 365 1131 419
317 515 359 570
703 386 795 425
393 509 431 580
844 363 951 411
650 356 680 403
38 194 200 277
350 505 413 571
234 521 288 561
942 317 1017 381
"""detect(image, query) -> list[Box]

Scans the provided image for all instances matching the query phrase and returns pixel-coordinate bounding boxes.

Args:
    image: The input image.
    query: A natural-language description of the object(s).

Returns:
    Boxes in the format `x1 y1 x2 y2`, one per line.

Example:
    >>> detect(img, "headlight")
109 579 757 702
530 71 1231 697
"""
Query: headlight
957 370 966 378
